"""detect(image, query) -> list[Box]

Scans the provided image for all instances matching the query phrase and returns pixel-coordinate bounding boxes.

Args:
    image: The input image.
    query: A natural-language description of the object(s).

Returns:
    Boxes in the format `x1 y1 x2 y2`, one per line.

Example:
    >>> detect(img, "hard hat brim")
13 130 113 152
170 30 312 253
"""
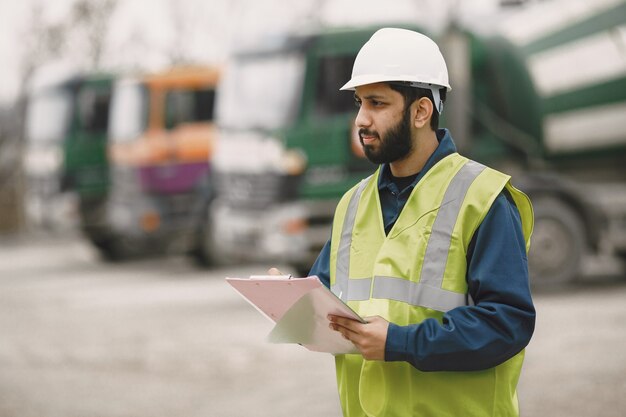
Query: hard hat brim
340 74 451 92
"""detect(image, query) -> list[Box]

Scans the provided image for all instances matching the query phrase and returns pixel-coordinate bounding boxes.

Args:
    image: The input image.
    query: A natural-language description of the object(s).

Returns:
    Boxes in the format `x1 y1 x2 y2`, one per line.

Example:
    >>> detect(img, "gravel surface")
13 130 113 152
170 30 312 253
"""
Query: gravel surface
0 234 624 417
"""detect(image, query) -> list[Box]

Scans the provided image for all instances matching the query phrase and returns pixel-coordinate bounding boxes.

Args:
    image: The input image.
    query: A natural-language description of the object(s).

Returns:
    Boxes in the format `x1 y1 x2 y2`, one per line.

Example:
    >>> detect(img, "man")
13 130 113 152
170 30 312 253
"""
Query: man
309 28 535 416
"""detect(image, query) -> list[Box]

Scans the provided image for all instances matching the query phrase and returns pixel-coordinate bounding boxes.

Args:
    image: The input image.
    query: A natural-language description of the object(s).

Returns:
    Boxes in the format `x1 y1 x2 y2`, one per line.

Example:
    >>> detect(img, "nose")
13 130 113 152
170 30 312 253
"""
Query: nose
355 105 372 129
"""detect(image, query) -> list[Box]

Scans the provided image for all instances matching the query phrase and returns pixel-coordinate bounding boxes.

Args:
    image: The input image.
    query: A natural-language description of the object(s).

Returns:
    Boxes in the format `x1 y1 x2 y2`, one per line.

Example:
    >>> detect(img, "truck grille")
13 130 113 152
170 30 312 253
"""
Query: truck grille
214 172 301 209
156 192 203 220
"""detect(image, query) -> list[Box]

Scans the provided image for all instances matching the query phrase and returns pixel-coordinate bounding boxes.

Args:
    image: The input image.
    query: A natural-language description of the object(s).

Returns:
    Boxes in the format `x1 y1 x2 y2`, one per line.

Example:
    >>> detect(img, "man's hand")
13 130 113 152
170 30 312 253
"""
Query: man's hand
328 315 389 360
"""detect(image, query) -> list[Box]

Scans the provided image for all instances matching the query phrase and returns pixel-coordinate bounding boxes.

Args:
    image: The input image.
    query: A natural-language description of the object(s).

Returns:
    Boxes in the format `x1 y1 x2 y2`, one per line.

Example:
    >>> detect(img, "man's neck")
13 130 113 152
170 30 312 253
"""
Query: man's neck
389 129 439 177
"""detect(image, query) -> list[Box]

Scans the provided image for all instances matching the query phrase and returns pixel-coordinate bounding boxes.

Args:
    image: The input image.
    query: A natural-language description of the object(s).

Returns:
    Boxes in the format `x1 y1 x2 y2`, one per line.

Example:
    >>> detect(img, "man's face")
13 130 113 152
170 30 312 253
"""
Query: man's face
354 83 412 165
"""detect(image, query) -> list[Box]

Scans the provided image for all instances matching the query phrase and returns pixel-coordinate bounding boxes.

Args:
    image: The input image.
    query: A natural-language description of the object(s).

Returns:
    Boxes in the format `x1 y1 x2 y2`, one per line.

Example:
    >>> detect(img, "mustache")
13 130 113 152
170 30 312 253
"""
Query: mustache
358 128 379 139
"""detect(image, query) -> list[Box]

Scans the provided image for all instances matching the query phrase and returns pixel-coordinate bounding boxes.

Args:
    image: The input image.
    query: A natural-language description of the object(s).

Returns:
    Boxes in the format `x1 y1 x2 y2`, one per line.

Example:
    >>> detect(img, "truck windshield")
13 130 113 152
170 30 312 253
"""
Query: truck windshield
217 51 305 130
77 86 111 134
26 88 72 144
109 80 148 143
165 87 216 129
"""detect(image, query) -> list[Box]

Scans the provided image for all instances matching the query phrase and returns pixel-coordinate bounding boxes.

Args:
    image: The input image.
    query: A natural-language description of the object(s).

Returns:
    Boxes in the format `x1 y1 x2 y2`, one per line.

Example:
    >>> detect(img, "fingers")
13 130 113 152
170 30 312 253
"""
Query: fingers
328 315 362 340
329 321 359 341
328 316 388 360
328 315 360 329
267 267 283 275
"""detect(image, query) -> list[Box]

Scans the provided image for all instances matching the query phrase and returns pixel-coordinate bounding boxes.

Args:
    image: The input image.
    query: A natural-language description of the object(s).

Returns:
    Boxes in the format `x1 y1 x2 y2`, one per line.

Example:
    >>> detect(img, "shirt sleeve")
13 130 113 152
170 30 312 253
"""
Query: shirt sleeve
385 192 536 371
308 239 331 289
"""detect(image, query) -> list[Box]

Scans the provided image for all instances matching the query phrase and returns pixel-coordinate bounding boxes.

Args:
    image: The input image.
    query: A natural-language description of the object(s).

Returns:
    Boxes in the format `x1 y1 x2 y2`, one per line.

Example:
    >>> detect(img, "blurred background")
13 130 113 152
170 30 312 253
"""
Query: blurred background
0 0 625 416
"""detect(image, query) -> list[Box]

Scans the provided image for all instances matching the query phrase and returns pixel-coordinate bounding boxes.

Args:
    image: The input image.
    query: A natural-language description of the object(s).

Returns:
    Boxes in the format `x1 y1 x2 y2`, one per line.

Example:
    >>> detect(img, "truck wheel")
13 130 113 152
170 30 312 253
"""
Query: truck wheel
188 211 217 268
90 235 139 262
528 197 587 286
83 226 143 262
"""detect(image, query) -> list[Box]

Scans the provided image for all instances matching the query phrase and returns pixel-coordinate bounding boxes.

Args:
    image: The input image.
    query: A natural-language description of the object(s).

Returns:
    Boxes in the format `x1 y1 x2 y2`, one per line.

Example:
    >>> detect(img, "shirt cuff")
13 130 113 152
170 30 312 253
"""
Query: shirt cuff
385 322 412 362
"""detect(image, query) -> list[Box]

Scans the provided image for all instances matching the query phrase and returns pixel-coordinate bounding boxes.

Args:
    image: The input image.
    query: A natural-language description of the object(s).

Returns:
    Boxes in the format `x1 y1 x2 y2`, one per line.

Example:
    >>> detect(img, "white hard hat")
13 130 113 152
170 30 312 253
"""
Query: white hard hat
341 28 451 112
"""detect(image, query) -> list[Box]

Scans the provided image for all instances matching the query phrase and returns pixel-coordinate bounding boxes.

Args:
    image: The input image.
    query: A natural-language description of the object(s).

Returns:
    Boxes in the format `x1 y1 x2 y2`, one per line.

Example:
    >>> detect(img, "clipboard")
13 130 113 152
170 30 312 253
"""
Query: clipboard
225 275 365 354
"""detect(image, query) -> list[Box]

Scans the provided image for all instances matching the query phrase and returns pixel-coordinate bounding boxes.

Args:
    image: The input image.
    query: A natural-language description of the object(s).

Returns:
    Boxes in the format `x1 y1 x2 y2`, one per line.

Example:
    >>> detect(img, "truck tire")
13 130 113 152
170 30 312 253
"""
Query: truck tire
528 196 587 286
89 235 140 262
188 210 217 268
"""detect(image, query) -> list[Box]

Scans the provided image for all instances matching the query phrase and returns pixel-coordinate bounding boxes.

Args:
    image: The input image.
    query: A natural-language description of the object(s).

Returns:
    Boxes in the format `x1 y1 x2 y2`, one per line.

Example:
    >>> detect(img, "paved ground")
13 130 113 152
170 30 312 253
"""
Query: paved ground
0 234 624 417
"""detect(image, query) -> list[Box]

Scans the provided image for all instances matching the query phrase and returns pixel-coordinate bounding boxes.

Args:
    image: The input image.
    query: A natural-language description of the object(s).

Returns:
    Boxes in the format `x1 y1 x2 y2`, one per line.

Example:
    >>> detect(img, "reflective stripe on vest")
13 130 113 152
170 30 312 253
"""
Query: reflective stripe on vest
332 176 371 302
333 160 486 312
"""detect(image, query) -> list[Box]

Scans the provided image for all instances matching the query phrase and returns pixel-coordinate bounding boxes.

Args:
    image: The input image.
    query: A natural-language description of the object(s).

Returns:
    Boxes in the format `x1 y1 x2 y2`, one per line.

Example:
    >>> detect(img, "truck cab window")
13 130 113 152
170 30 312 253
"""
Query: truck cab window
315 55 357 117
194 89 216 122
78 88 111 134
165 88 216 129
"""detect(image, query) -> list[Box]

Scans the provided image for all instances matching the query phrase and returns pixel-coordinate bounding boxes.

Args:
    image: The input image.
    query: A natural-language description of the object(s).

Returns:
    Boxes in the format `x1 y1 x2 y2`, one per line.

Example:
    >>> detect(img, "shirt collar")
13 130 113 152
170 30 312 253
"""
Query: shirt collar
378 128 458 191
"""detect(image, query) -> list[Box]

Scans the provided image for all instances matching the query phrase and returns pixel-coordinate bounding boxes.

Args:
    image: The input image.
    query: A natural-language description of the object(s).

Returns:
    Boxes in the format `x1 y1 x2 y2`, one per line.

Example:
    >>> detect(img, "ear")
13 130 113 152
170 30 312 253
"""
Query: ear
412 97 433 129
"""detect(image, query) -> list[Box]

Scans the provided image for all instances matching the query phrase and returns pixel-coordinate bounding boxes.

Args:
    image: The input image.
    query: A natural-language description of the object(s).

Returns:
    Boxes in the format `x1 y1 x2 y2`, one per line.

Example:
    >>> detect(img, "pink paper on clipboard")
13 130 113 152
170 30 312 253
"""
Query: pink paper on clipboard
225 275 322 322
226 275 366 354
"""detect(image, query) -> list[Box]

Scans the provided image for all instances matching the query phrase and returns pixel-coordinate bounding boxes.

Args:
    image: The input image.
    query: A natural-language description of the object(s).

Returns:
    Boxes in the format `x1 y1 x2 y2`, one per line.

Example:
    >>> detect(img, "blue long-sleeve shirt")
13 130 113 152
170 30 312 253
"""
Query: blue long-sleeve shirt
309 129 535 372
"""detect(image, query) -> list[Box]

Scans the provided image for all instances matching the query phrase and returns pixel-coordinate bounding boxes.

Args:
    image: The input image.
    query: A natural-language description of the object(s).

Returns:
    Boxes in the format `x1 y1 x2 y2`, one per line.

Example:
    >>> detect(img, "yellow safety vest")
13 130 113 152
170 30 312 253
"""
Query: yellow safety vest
329 153 533 417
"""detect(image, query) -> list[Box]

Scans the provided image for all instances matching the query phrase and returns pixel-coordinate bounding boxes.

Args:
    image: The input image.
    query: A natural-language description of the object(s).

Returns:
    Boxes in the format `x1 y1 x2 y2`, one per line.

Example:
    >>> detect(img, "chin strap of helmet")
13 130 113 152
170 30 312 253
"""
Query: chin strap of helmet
407 82 444 114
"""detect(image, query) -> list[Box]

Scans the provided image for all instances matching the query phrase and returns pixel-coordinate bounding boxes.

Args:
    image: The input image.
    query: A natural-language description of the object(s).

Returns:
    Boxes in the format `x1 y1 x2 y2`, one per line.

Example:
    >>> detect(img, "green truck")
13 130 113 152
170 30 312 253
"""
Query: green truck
209 27 378 274
446 0 626 284
23 73 113 232
209 0 626 285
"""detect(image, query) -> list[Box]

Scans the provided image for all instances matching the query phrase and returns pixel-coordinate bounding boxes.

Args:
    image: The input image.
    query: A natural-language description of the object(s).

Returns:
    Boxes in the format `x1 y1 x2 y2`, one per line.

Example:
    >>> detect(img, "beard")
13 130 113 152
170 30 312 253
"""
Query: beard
359 108 413 165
